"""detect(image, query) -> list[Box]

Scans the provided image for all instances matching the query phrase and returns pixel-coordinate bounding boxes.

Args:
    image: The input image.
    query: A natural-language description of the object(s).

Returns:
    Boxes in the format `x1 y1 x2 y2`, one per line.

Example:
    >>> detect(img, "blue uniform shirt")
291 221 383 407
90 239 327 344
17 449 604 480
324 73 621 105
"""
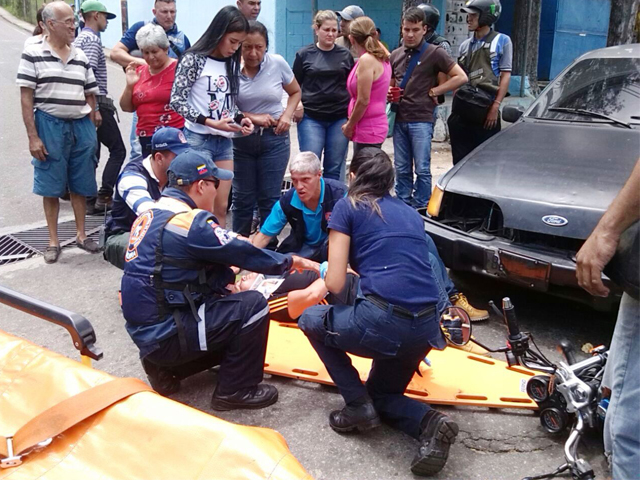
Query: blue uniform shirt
262 178 327 247
328 194 440 312
120 19 191 58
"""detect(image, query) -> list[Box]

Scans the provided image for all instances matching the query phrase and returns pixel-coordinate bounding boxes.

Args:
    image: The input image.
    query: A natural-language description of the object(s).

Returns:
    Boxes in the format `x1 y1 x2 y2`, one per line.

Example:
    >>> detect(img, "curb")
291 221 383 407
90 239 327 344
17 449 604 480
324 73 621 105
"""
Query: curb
0 5 35 34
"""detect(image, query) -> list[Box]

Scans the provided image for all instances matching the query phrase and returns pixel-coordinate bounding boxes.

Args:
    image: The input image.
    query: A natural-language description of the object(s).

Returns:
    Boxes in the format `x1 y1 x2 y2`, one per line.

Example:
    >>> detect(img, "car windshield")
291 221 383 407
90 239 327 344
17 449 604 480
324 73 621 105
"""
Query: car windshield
528 57 640 125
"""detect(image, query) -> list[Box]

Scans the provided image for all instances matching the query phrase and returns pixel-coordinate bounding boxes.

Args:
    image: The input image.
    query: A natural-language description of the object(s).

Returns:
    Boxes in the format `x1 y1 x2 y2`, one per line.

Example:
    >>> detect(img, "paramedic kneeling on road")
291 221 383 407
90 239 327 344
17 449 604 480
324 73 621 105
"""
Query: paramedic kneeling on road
121 150 317 410
251 152 347 261
298 149 458 477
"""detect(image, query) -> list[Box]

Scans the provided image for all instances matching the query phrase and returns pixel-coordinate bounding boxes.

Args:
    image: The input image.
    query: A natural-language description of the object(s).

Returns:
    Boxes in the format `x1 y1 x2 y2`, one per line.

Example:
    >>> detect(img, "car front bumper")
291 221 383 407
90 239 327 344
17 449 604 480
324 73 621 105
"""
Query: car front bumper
421 215 618 307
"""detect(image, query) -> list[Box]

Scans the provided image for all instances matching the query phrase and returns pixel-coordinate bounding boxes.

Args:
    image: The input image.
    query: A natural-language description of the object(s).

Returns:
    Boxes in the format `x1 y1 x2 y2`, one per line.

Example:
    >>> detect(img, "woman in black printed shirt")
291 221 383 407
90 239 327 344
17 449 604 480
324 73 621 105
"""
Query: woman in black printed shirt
170 6 254 227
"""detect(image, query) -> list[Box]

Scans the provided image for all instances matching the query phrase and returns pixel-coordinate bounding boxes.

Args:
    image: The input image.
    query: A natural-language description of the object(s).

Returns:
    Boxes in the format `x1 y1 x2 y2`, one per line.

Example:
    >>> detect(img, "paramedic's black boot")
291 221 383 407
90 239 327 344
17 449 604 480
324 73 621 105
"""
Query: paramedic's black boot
329 398 381 433
142 358 180 396
411 410 459 476
211 384 278 411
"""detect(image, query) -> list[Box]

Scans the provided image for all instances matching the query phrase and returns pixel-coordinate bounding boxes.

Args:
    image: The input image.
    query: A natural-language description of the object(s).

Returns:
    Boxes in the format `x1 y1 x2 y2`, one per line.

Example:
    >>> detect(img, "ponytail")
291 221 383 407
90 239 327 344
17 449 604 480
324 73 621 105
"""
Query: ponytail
349 16 389 61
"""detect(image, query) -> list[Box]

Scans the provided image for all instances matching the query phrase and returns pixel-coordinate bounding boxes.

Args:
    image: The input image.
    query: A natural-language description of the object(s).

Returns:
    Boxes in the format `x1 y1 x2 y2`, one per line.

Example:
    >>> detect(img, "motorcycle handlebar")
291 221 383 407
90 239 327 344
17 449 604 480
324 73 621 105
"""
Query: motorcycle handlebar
502 297 521 338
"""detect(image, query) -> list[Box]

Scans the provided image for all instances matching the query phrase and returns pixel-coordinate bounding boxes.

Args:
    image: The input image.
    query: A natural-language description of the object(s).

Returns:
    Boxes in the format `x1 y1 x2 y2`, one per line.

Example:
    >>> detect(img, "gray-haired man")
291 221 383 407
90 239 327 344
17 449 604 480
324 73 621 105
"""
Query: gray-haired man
252 152 347 262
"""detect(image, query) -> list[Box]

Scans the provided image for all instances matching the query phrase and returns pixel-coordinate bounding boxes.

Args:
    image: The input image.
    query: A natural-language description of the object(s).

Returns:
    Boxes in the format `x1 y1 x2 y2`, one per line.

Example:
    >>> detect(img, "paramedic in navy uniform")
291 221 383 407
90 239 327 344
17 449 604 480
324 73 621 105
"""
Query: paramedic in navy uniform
299 148 459 477
121 150 317 410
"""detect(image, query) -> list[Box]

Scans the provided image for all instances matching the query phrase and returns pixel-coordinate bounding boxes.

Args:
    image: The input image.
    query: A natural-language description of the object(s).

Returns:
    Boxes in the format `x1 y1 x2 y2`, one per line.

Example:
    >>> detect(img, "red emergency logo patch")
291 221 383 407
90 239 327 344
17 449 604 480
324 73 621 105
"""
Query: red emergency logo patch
125 210 153 263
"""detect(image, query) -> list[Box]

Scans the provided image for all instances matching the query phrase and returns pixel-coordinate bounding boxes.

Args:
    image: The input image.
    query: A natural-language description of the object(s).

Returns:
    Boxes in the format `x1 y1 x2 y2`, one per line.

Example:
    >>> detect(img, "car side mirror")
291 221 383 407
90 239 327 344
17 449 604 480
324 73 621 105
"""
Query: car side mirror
440 306 472 346
502 105 525 123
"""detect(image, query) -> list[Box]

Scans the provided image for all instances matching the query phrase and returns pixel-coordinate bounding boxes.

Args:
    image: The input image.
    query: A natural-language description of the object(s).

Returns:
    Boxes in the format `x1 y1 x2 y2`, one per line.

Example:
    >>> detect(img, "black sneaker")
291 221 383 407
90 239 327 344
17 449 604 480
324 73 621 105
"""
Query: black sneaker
211 384 278 411
141 358 180 396
410 411 459 476
329 401 381 433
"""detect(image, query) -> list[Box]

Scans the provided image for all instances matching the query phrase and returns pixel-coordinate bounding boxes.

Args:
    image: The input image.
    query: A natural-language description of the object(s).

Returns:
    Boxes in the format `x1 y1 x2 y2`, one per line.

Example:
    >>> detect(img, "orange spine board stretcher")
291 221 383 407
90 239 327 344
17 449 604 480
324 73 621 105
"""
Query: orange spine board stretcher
0 331 311 480
264 320 539 410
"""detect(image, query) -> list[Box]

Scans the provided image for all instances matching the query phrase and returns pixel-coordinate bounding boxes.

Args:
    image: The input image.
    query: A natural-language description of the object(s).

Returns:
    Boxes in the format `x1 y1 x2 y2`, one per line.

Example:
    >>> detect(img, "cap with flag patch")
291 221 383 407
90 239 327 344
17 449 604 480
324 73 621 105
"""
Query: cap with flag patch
167 150 234 187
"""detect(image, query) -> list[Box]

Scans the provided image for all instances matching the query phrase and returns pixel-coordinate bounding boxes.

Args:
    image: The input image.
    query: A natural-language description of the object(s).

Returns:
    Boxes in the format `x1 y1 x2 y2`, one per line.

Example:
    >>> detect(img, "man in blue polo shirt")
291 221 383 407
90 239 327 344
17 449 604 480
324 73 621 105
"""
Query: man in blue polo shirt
109 0 190 163
252 152 347 262
103 127 189 269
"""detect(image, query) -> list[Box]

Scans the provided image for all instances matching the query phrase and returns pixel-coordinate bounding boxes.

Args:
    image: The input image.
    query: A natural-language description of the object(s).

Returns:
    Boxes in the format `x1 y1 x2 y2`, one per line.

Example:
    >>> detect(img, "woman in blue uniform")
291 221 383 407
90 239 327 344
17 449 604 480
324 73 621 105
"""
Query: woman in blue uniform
299 148 459 477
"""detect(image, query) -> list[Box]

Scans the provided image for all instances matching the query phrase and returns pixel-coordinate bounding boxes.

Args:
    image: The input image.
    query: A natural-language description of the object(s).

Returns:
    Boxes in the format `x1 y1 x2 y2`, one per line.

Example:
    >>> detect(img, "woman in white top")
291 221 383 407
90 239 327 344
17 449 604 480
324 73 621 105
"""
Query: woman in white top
170 6 254 227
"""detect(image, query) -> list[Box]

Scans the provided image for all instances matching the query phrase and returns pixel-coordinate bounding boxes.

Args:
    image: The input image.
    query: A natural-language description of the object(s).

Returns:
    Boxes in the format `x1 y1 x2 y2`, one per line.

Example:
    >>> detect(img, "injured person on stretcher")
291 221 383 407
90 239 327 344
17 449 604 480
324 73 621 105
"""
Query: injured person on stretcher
229 269 487 357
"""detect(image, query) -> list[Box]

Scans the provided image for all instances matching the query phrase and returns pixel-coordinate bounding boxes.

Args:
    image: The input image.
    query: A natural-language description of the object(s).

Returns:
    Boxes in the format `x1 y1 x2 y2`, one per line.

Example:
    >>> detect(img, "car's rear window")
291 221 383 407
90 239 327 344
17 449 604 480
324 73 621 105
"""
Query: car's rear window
528 57 640 124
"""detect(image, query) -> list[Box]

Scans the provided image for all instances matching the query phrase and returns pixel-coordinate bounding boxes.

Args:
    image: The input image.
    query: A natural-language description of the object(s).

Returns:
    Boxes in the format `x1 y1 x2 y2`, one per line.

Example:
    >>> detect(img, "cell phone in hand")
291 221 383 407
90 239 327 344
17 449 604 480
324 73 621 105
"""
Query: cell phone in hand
234 112 246 125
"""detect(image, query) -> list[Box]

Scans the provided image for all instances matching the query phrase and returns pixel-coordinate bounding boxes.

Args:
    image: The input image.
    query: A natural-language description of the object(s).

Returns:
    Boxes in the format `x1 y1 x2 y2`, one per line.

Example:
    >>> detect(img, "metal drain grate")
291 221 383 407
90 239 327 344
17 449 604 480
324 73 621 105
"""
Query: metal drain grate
0 217 104 266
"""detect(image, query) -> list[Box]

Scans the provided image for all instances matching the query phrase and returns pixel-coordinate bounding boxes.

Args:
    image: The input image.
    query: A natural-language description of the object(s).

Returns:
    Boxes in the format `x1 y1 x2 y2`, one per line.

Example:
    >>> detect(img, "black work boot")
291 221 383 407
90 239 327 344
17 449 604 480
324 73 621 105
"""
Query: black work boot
329 400 381 433
211 384 278 411
141 358 180 396
410 410 459 476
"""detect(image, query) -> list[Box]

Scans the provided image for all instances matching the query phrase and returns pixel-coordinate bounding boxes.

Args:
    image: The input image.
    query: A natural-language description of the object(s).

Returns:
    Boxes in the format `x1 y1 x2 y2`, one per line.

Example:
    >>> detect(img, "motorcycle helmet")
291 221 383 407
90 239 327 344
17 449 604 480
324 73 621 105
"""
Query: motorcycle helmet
461 0 502 27
417 3 440 31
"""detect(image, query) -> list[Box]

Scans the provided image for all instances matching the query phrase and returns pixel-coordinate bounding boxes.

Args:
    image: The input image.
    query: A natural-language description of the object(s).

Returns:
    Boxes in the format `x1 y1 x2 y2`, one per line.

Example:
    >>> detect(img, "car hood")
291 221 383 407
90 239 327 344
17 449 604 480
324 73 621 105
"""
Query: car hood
441 120 639 239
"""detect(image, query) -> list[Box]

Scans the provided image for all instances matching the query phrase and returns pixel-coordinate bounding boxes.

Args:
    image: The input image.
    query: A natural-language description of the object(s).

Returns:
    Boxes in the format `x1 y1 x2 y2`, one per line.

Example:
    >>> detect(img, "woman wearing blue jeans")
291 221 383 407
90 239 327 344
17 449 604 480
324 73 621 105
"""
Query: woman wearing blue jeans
170 7 253 227
233 22 301 237
292 10 354 181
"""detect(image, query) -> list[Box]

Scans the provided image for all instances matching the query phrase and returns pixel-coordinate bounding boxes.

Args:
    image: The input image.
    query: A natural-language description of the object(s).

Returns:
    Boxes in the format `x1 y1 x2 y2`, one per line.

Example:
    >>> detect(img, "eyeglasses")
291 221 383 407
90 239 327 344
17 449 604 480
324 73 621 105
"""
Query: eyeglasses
202 178 220 189
52 19 76 27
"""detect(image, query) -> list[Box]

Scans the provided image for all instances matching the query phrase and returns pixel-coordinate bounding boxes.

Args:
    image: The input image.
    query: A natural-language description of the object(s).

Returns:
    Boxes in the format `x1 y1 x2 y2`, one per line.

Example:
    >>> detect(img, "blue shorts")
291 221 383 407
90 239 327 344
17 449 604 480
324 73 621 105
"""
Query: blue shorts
184 129 233 163
33 110 98 197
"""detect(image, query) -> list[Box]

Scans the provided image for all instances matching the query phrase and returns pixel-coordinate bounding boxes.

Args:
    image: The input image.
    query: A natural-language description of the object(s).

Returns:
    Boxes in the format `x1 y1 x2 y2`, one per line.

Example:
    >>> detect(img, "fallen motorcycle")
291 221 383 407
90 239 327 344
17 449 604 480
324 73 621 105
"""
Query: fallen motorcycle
441 298 608 480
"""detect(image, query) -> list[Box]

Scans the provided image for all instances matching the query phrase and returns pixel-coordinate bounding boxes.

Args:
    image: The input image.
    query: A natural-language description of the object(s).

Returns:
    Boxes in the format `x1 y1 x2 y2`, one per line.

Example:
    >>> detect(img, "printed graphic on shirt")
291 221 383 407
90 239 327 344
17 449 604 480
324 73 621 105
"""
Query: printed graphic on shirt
206 74 235 121
126 210 153 262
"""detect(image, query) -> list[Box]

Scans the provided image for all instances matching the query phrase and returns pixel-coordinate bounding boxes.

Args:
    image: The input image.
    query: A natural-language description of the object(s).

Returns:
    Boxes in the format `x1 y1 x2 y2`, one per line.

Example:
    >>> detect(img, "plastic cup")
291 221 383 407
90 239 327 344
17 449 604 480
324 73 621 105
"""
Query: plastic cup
389 86 403 102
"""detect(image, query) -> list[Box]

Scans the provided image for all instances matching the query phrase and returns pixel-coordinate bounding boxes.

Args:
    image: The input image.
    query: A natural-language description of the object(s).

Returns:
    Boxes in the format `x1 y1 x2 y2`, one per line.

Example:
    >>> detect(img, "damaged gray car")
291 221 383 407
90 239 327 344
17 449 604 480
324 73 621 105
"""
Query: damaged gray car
423 44 640 310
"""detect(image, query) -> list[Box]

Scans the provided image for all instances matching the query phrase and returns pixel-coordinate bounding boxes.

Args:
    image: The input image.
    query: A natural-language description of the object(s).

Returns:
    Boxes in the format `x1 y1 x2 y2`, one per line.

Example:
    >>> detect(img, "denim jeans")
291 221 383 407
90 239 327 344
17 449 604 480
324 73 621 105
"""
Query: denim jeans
297 114 349 181
603 293 640 479
299 297 444 439
232 130 290 237
393 121 434 208
425 233 456 312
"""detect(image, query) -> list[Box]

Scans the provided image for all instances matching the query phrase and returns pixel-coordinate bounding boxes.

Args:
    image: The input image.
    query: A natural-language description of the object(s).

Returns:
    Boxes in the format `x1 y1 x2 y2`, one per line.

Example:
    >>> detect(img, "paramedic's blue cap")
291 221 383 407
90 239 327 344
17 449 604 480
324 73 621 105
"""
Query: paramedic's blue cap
336 5 364 21
151 127 190 155
167 150 234 187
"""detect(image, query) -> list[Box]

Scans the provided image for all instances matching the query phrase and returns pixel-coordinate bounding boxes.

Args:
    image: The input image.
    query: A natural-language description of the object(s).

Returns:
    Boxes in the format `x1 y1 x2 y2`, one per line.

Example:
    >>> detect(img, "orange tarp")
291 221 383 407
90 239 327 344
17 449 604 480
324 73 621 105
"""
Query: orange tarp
0 331 311 480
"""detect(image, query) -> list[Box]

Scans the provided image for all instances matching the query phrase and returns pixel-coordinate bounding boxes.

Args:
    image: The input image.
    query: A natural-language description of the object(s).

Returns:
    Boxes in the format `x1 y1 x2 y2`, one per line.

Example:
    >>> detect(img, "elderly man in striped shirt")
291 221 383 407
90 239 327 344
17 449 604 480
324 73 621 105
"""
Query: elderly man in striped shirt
17 1 101 264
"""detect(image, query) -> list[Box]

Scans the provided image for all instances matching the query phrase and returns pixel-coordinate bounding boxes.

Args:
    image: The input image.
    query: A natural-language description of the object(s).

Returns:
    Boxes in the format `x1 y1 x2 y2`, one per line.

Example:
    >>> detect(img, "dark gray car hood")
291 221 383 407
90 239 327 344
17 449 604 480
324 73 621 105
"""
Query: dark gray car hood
441 120 639 239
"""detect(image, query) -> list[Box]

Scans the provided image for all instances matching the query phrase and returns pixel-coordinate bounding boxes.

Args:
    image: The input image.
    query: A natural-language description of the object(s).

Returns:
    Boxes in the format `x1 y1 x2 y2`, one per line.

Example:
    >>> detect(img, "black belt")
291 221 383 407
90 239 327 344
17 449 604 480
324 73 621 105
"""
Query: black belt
365 295 436 320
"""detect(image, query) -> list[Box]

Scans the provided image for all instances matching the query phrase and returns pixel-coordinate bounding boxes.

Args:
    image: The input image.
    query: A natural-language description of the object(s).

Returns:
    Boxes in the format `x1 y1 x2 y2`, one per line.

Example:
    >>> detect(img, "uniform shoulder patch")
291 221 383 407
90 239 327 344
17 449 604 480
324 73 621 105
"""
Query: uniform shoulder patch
207 219 237 245
125 210 153 262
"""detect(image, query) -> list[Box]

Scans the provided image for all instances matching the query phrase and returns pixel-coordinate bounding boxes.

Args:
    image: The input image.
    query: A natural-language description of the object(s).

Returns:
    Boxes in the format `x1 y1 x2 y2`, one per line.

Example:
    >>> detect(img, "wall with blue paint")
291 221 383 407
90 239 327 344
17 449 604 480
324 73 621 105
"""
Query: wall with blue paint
277 0 403 65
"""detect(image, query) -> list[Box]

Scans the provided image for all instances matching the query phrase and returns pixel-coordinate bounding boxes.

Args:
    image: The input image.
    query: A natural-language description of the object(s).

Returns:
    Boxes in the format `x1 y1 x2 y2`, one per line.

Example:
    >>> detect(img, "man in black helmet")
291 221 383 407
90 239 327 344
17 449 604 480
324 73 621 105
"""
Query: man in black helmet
447 0 512 165
417 4 452 56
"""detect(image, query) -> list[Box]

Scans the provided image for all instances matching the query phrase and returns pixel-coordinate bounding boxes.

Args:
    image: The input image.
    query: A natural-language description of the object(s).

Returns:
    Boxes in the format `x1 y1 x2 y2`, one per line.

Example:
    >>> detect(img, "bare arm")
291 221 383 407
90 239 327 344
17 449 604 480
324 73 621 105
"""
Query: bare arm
20 87 47 161
86 93 97 125
252 232 273 249
576 159 640 297
343 55 375 139
484 70 511 129
275 78 302 135
431 63 468 96
287 278 329 318
110 42 146 68
325 230 350 294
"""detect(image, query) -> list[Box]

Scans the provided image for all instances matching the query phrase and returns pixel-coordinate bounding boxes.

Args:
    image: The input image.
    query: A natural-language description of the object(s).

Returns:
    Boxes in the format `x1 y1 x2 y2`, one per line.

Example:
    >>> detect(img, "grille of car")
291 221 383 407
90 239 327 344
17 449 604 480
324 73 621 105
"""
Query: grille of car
437 193 584 255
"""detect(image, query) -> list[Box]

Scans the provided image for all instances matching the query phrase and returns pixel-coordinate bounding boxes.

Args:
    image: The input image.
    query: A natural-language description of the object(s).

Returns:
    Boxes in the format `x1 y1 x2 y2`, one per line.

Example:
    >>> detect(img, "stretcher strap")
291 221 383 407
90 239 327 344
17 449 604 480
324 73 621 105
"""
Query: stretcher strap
0 377 153 459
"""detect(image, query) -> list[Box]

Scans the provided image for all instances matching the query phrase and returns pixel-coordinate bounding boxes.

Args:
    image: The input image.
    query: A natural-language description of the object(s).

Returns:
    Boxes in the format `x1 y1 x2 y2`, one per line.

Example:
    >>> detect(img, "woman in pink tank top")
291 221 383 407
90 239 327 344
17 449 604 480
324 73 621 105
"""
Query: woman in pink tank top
342 17 392 154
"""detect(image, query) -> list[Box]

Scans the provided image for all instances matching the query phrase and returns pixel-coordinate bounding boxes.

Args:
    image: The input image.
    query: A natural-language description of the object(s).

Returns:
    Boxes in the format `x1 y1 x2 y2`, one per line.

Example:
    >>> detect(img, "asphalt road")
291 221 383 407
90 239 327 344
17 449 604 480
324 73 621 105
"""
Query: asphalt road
0 13 619 480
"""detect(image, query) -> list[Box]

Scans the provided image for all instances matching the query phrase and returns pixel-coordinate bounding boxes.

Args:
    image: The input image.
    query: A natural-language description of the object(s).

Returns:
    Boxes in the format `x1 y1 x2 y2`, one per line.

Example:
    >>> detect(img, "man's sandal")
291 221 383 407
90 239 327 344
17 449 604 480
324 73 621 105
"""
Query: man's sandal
44 246 61 264
76 237 101 253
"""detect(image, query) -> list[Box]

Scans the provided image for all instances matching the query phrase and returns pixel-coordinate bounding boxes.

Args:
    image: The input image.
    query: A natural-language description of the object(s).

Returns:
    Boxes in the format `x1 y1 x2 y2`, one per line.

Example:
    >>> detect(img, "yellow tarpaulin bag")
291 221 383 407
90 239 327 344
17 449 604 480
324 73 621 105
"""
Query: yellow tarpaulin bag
0 284 311 480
